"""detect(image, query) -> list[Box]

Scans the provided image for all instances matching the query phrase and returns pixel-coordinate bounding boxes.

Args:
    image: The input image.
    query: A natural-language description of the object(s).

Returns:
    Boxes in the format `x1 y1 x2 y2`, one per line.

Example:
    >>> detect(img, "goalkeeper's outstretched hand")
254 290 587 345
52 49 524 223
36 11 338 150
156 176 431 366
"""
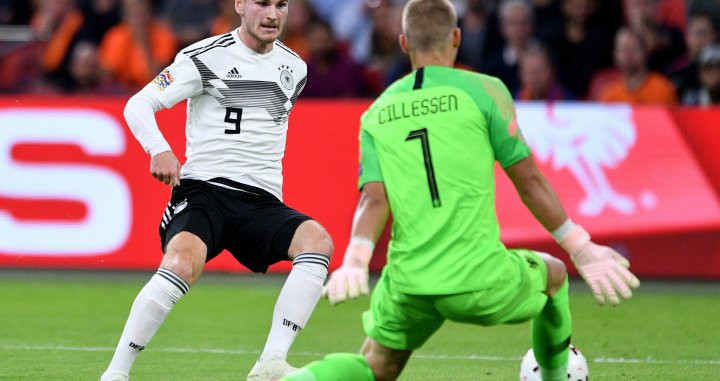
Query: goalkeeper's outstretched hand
559 224 640 305
323 264 370 305
322 238 373 305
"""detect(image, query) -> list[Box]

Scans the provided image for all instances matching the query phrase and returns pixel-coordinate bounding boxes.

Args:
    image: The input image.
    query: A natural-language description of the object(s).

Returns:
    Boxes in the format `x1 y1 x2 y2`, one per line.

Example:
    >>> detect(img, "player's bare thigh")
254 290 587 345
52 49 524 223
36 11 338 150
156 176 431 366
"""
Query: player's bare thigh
360 337 412 381
536 252 567 297
287 220 334 259
160 231 208 286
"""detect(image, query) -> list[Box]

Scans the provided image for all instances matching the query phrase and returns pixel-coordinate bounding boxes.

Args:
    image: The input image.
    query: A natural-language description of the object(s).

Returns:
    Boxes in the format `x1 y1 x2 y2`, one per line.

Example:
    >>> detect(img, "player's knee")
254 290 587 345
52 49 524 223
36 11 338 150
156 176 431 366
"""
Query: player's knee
543 254 567 297
361 339 407 381
162 232 207 285
316 231 334 257
291 220 334 257
365 356 402 381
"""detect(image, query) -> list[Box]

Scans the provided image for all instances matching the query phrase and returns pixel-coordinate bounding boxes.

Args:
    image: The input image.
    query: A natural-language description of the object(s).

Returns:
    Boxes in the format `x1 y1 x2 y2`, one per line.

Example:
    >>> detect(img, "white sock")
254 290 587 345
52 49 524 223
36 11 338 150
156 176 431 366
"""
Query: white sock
102 268 189 377
258 253 329 363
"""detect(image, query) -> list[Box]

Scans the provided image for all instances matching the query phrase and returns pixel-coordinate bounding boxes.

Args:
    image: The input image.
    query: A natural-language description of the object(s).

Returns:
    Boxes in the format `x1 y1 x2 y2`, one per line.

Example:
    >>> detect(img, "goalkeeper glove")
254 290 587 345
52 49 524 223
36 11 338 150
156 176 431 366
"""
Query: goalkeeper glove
323 237 373 305
556 221 640 305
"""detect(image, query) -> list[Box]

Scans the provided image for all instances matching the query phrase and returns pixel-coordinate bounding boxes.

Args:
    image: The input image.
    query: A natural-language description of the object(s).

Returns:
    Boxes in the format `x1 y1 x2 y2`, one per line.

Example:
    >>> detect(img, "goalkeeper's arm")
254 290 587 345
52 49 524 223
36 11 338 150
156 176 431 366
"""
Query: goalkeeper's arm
504 156 640 305
323 181 390 305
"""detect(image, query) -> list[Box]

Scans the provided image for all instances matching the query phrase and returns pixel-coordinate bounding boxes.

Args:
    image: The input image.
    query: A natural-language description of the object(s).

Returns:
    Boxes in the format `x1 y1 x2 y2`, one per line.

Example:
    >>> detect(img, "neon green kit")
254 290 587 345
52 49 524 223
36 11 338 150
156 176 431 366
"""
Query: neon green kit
281 67 571 381
359 65 531 295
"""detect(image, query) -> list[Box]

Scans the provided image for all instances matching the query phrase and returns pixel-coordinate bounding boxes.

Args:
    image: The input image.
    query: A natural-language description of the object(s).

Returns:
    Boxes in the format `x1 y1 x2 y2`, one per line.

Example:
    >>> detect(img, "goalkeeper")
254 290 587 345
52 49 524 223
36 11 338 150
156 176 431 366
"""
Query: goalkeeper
284 0 639 380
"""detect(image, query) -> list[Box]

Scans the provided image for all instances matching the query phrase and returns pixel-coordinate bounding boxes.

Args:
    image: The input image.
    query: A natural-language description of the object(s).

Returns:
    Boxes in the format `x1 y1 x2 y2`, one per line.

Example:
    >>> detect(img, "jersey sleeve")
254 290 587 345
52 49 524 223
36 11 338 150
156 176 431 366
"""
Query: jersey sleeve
358 128 384 190
145 52 203 109
486 78 531 168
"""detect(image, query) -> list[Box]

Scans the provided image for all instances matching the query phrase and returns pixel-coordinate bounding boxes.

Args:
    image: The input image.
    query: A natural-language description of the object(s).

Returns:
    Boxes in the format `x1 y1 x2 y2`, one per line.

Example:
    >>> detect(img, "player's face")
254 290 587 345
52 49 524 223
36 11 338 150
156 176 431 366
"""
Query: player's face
237 0 289 48
520 53 552 93
699 65 720 91
614 31 644 74
500 5 532 46
687 17 716 59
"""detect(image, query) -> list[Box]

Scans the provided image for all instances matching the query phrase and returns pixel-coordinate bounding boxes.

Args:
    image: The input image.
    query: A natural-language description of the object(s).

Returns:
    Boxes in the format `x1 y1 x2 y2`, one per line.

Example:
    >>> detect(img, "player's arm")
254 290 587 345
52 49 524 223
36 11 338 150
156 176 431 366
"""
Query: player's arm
504 157 568 231
486 76 639 305
347 182 391 264
504 153 640 305
324 128 389 305
124 52 202 186
324 182 389 305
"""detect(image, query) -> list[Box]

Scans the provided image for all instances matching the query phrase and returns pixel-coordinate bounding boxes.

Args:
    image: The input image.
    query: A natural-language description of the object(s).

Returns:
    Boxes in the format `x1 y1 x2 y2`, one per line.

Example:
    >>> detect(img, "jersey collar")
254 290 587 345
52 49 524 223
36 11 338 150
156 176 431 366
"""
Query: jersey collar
233 28 277 60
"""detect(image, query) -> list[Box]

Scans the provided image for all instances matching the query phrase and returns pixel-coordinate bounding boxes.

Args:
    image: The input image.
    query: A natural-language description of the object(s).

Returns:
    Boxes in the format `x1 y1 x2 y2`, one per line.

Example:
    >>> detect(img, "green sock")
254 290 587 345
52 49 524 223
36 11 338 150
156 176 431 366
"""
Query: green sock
531 278 572 381
281 353 375 381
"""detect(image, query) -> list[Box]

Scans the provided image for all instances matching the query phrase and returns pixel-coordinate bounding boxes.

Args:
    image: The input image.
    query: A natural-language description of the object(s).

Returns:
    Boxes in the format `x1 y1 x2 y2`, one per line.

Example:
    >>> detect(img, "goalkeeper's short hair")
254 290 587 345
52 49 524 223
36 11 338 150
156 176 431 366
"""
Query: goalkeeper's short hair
401 0 457 53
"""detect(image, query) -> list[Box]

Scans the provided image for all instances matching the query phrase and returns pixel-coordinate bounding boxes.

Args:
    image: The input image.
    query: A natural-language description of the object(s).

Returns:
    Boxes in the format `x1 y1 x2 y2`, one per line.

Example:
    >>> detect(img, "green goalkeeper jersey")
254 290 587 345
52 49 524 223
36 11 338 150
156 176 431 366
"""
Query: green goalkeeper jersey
359 65 531 295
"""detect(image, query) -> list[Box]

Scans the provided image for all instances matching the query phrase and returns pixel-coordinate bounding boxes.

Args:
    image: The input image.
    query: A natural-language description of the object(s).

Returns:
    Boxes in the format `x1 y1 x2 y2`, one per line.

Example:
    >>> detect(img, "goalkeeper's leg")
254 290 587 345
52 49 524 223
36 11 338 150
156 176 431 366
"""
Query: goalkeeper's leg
532 254 572 381
281 337 411 381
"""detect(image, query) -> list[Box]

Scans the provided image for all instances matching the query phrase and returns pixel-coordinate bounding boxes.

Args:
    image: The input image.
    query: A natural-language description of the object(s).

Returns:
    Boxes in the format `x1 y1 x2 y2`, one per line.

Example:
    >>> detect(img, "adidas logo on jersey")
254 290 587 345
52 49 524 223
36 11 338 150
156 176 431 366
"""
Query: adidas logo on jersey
226 67 242 78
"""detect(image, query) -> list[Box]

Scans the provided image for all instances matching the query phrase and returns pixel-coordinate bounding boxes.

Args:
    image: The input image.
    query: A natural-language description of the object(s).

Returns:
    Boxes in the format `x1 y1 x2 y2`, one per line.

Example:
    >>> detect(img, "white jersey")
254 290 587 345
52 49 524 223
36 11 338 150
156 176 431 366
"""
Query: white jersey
142 31 307 200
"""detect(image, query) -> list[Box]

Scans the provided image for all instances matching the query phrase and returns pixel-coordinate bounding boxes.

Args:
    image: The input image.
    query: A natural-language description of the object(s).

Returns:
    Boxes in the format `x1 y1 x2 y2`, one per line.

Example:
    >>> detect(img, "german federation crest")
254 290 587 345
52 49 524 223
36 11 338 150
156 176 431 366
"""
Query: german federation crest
279 65 294 90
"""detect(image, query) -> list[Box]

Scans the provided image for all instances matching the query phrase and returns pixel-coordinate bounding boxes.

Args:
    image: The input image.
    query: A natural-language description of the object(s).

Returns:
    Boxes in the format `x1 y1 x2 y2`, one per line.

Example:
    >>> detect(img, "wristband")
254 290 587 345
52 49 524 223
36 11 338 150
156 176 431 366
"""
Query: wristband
558 224 591 255
349 236 375 251
345 236 375 266
551 218 575 242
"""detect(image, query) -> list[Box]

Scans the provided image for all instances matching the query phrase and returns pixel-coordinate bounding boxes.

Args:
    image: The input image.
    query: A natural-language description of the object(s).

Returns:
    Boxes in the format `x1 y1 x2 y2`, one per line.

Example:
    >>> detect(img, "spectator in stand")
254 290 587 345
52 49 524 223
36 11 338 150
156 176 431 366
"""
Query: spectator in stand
516 45 573 100
302 21 368 98
481 0 539 94
597 27 677 104
547 0 614 98
34 0 121 91
688 0 720 28
626 0 685 72
669 13 718 103
456 0 495 72
363 0 407 92
531 0 564 44
280 0 318 59
32 0 86 89
67 41 122 94
99 0 177 90
78 0 122 44
325 0 374 65
211 0 241 35
161 0 215 48
682 44 720 106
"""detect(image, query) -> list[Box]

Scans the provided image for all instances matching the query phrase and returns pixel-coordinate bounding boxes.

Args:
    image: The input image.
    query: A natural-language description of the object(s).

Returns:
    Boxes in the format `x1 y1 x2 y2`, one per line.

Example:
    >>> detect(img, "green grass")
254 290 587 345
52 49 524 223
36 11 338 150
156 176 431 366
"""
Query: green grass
0 271 718 380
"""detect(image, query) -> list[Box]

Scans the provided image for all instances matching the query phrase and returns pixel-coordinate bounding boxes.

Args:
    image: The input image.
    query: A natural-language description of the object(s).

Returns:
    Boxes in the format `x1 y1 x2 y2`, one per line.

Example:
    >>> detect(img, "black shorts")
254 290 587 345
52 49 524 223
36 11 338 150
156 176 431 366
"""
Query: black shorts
159 178 311 273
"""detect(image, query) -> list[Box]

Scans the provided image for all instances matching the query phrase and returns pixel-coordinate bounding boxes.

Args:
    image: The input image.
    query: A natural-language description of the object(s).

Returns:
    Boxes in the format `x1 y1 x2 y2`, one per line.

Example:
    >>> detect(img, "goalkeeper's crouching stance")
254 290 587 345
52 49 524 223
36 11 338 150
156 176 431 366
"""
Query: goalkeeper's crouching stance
283 0 639 380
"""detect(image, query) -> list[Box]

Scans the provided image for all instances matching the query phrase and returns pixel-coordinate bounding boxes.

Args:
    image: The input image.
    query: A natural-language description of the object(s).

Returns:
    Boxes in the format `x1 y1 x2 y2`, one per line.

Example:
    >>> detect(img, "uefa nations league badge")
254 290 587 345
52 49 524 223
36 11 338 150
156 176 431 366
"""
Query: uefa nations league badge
279 65 294 90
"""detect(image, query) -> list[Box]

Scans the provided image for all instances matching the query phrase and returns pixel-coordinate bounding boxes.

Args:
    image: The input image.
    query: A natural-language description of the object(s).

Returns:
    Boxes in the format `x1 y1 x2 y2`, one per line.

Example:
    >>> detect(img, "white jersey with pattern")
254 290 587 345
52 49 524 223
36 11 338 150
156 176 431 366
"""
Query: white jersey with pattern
146 31 307 200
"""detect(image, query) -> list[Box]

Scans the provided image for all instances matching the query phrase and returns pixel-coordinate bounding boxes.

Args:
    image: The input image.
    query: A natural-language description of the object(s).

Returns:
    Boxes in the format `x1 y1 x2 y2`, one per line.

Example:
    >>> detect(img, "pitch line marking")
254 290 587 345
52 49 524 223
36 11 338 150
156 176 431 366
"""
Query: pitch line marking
2 345 719 366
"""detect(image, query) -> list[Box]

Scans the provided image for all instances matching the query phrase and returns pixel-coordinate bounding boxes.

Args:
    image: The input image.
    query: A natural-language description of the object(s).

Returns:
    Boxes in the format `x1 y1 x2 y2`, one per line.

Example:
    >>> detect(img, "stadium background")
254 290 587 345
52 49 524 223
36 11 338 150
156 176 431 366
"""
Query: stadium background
1 0 720 380
1 0 719 277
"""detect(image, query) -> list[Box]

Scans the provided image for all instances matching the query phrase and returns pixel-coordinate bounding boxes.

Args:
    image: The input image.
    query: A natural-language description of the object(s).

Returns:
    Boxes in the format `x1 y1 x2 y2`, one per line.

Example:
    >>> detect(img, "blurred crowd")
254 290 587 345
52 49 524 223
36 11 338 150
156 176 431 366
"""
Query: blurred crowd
1 0 719 106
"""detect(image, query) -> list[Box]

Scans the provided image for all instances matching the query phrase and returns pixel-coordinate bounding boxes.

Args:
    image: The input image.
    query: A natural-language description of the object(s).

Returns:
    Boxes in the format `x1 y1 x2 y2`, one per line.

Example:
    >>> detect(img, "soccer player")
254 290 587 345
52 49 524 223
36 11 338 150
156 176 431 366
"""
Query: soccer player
99 1 332 380
282 1 639 380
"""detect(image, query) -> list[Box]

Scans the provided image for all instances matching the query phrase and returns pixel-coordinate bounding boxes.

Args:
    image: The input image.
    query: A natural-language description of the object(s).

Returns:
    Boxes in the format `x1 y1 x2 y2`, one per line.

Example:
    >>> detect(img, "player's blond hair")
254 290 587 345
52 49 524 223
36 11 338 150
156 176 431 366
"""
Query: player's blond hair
402 0 457 53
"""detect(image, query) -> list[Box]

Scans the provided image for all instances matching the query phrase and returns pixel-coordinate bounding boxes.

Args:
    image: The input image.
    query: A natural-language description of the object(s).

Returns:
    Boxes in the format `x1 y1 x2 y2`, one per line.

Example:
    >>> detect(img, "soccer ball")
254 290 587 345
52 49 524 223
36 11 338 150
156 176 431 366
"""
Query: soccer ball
519 344 589 381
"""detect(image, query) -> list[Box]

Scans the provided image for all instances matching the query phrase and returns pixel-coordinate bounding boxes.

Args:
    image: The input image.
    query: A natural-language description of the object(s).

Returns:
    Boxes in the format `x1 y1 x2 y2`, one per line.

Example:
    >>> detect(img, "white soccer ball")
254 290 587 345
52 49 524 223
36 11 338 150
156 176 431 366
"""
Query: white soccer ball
519 344 589 381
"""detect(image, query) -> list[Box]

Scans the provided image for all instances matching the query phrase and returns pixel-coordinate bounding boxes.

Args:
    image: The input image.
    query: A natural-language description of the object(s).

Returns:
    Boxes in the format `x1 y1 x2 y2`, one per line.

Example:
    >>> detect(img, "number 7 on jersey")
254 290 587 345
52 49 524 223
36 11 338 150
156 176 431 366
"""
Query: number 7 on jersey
405 128 441 208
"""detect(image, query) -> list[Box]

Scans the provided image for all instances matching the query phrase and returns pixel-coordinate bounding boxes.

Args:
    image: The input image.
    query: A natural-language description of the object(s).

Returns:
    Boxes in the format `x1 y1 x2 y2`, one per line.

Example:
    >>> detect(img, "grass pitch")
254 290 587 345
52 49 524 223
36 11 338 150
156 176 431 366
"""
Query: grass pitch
0 270 718 380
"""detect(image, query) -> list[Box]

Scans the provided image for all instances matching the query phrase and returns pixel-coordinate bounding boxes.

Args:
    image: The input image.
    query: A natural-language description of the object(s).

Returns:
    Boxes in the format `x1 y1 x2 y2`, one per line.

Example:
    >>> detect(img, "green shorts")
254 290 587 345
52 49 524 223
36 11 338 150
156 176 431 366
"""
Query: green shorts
362 249 549 351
